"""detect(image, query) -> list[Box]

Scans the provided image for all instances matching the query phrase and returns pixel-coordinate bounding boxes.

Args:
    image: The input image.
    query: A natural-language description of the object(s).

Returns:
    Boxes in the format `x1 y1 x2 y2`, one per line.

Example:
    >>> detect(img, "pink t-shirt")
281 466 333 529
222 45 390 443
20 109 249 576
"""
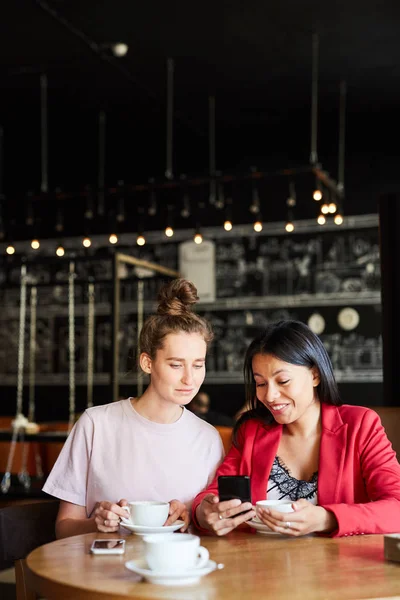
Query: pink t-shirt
43 399 224 516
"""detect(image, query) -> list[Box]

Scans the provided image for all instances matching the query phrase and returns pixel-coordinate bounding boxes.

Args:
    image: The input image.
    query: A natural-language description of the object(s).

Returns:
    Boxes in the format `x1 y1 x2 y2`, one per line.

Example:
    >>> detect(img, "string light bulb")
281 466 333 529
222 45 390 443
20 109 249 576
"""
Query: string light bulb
328 203 337 213
194 232 203 244
321 204 329 214
165 226 174 238
334 213 344 225
224 220 233 231
31 239 40 250
6 244 15 255
109 233 118 245
56 245 65 257
285 222 295 233
82 237 92 248
136 235 146 246
317 215 326 225
313 189 322 201
253 220 263 232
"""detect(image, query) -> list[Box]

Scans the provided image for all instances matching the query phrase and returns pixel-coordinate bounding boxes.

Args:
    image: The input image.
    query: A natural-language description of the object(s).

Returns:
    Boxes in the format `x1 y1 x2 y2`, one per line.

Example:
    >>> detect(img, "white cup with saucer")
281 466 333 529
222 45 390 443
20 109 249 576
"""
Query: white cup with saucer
143 533 209 573
254 499 294 523
121 501 169 527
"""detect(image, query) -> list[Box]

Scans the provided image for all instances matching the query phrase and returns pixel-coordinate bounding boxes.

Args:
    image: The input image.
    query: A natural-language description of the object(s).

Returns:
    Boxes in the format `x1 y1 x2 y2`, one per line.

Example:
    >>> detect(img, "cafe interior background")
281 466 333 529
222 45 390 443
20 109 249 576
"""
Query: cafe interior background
0 0 399 502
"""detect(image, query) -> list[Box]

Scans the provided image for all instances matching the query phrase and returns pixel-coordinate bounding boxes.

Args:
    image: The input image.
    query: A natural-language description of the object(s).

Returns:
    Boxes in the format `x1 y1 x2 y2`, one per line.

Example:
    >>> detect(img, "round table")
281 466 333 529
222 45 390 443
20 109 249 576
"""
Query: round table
26 528 400 599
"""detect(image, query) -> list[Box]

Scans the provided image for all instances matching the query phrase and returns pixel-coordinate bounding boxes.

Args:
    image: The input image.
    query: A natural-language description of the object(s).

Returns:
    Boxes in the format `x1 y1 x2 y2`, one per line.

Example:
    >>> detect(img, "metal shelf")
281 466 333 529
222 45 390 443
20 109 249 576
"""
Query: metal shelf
0 369 383 386
0 290 381 318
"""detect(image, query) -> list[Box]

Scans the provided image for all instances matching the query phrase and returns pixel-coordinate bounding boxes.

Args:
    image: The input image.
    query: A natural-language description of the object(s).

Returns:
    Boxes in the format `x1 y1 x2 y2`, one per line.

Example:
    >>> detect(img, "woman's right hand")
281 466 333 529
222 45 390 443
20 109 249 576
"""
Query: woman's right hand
93 499 129 532
196 494 255 536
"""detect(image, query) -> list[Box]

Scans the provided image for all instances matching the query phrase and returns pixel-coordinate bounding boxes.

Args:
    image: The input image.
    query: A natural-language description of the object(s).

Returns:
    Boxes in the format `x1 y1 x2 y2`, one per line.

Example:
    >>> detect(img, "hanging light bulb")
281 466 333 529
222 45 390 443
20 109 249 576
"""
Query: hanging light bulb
317 214 326 225
6 244 15 255
109 233 118 244
82 237 92 248
328 202 337 213
313 189 322 201
224 220 233 231
334 213 343 225
253 220 263 232
112 42 129 57
165 226 174 238
194 232 203 244
137 234 146 246
56 245 65 257
321 203 329 214
31 239 40 250
285 222 295 233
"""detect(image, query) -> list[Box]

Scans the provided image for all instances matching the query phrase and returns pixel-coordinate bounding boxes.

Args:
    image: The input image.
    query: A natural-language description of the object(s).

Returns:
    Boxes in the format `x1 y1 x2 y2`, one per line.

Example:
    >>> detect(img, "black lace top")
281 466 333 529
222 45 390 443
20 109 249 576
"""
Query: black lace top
267 456 318 503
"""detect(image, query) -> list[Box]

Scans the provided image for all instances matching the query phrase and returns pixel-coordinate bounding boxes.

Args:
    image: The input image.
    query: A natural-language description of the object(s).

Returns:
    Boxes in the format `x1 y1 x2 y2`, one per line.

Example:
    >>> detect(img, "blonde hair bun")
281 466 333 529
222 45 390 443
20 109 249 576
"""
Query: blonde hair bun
157 278 199 316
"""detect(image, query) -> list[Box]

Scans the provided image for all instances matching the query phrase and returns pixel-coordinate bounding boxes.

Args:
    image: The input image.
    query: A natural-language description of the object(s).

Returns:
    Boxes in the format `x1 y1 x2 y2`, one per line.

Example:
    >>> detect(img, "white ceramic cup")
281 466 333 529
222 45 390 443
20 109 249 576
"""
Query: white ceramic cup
255 499 294 522
122 501 170 527
143 533 209 572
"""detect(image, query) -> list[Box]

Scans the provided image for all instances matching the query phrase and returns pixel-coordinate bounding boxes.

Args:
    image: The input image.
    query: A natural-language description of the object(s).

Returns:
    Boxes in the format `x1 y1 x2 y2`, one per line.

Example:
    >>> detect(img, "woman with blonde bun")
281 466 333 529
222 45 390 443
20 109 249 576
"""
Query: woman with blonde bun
43 279 224 539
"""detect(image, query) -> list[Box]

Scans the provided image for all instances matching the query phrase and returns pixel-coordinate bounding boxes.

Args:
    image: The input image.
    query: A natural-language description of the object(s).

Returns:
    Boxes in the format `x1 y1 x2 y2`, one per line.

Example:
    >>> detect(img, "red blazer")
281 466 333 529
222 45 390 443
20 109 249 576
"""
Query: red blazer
192 404 400 537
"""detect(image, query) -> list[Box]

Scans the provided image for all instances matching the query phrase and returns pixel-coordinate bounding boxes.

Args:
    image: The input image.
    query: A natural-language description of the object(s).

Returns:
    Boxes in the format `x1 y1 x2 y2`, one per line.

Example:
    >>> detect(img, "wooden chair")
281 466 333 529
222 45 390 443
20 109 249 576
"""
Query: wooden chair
215 426 233 454
0 500 59 600
370 407 400 457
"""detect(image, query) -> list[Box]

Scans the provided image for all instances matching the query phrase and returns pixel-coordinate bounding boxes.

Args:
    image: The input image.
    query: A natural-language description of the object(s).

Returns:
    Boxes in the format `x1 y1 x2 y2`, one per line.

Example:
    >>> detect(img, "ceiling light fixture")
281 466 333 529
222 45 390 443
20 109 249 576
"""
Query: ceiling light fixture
111 43 128 57
56 245 65 257
328 202 337 214
165 226 174 238
313 188 322 201
82 237 92 248
317 214 326 225
285 222 295 233
6 244 15 255
109 233 118 245
224 220 233 232
194 232 203 244
334 213 344 225
31 239 40 250
136 234 146 246
286 182 296 234
253 220 263 233
321 203 329 214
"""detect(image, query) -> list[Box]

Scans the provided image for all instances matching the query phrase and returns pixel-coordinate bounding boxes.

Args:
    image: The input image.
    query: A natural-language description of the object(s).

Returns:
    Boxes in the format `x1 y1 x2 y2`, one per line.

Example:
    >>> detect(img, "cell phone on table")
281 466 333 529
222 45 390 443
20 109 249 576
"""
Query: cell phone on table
218 475 252 516
90 539 126 555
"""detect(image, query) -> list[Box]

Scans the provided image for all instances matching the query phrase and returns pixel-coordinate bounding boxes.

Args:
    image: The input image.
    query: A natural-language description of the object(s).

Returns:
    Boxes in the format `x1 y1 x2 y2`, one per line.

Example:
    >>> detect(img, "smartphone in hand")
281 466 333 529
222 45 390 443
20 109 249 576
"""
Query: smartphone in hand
218 475 252 517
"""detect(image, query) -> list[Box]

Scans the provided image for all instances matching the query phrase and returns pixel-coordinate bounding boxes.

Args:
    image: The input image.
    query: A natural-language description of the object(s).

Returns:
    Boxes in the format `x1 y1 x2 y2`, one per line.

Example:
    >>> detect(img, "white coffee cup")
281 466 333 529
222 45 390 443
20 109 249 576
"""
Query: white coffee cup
122 501 170 527
143 533 209 572
255 499 294 522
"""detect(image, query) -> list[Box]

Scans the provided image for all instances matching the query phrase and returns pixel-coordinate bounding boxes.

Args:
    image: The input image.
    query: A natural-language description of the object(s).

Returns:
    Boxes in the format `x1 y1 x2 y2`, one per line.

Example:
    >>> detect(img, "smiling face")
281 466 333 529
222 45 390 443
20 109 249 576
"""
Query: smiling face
252 353 320 426
140 331 207 407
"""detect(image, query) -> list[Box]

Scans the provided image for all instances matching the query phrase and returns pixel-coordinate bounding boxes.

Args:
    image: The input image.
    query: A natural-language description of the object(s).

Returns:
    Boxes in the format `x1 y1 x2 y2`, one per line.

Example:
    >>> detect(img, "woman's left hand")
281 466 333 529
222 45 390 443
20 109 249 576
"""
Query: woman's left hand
257 498 337 536
164 499 190 532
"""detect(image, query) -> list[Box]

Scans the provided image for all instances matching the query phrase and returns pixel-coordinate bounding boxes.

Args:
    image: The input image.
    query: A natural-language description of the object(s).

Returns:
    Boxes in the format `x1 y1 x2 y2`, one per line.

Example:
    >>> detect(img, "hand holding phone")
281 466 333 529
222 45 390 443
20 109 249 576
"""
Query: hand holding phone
90 539 126 554
218 475 252 517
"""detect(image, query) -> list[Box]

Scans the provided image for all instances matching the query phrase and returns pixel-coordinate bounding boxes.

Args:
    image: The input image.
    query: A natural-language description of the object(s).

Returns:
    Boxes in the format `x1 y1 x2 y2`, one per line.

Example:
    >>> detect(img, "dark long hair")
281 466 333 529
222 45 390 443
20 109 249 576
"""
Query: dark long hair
233 320 341 445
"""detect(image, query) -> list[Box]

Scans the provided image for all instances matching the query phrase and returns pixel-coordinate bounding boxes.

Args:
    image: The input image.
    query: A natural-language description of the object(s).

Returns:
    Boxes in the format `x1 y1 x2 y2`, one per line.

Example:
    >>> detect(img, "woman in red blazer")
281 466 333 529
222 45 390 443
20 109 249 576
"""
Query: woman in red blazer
193 321 400 537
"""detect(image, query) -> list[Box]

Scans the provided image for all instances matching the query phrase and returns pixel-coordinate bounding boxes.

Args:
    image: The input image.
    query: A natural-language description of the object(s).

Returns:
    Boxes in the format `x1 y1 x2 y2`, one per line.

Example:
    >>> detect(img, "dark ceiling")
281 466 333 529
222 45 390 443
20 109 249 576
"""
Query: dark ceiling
0 0 399 240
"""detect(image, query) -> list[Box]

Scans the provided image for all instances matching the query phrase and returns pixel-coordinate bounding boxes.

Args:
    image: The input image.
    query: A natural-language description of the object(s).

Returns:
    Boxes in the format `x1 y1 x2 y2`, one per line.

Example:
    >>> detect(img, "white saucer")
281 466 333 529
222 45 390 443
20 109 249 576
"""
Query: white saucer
120 517 185 535
246 519 284 535
125 558 220 585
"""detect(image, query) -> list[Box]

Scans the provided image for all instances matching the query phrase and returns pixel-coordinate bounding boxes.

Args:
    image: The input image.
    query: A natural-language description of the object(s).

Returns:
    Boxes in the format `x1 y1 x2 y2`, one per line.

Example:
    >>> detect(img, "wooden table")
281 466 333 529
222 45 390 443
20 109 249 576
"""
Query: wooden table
26 528 400 600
